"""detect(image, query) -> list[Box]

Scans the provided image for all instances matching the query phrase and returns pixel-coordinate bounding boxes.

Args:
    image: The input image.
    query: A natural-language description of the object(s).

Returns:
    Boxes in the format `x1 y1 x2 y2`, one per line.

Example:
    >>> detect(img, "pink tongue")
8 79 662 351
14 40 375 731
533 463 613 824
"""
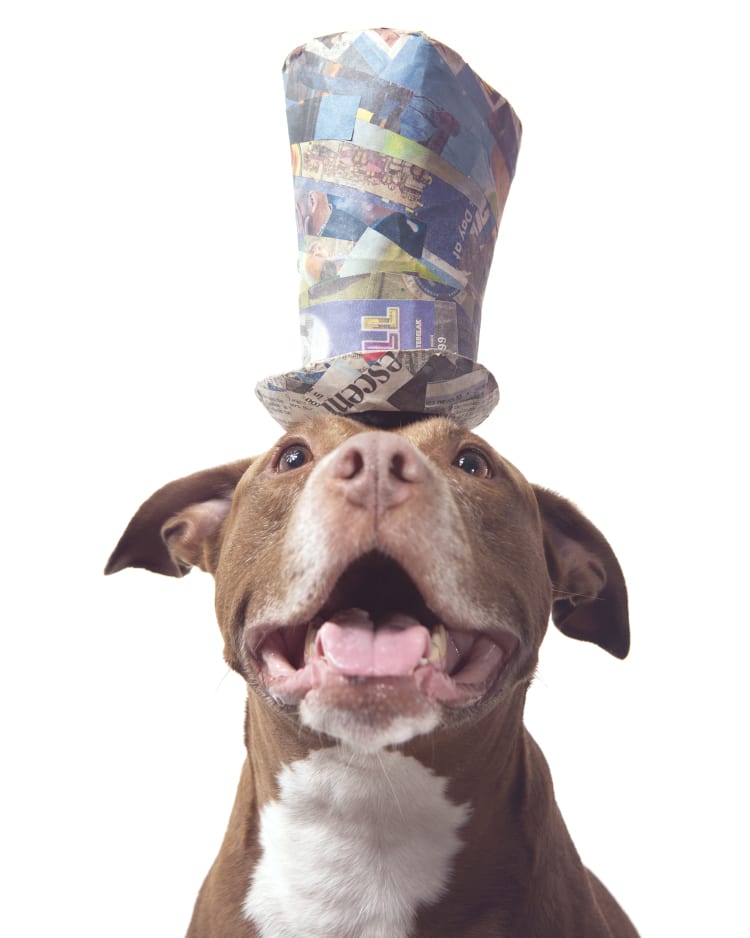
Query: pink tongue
317 609 429 677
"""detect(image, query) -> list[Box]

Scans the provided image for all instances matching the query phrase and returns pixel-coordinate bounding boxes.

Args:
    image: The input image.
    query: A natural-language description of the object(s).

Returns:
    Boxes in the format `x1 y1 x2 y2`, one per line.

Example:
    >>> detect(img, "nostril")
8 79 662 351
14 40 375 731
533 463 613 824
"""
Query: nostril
337 447 365 480
390 449 421 483
390 452 408 481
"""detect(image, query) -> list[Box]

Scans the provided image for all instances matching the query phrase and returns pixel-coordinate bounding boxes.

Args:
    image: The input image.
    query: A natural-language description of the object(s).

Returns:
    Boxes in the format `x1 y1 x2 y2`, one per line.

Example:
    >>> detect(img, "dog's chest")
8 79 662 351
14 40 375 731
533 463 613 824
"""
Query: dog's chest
243 747 469 938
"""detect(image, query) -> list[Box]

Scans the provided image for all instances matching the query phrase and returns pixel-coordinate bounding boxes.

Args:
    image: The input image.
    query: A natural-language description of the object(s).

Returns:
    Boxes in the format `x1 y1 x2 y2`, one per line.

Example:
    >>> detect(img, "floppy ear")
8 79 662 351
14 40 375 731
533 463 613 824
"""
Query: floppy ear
105 458 253 578
533 486 630 659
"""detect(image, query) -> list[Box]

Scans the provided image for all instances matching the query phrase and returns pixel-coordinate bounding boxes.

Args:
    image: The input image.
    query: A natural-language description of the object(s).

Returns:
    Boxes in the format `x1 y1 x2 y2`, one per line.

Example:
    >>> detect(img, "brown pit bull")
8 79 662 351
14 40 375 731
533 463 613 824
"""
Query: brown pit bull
106 415 638 937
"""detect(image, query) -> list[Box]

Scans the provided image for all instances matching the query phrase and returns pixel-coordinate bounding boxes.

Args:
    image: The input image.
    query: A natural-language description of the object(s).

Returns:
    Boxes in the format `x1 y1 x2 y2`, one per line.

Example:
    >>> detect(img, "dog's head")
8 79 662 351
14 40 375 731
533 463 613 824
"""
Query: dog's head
106 416 628 752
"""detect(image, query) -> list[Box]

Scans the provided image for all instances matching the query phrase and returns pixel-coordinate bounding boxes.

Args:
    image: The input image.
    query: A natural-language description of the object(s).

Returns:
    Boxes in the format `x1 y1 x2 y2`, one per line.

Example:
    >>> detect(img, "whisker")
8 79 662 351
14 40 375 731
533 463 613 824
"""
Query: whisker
550 585 603 603
214 667 234 693
375 750 406 824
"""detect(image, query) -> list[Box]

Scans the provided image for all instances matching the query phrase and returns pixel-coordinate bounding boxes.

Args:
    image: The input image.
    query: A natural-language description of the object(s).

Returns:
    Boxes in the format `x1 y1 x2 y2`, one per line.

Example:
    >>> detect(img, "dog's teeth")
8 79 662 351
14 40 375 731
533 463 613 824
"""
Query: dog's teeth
419 656 428 666
429 623 447 664
304 623 319 662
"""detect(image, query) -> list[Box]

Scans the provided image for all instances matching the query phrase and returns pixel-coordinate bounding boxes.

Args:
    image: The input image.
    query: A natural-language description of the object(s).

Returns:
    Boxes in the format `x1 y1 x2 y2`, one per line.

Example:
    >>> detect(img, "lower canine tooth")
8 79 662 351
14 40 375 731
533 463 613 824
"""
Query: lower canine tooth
429 624 447 664
304 623 318 663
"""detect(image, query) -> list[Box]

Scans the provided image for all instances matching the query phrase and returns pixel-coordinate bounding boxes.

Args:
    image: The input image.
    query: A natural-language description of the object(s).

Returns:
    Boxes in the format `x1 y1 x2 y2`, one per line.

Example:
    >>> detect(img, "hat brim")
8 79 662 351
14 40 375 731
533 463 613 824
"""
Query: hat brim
255 349 498 430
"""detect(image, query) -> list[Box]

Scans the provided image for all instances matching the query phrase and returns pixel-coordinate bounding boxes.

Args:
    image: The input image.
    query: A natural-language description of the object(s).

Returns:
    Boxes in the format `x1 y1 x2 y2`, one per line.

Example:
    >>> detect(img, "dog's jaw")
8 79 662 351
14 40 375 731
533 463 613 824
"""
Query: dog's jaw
301 679 443 753
248 612 515 752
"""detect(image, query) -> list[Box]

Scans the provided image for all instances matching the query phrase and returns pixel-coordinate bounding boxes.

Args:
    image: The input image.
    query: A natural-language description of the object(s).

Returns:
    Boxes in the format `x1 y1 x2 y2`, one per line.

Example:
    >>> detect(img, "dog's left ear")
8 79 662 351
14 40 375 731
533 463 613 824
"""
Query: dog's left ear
533 486 630 659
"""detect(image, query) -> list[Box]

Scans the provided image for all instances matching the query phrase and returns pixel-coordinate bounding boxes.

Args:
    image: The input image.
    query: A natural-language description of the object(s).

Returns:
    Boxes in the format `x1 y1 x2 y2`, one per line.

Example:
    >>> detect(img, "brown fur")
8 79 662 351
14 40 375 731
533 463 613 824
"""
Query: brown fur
106 416 637 937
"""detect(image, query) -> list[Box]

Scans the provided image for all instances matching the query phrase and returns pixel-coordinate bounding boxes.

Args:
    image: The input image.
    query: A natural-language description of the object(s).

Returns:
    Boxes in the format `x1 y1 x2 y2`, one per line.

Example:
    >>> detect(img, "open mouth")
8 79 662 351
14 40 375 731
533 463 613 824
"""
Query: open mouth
247 552 516 707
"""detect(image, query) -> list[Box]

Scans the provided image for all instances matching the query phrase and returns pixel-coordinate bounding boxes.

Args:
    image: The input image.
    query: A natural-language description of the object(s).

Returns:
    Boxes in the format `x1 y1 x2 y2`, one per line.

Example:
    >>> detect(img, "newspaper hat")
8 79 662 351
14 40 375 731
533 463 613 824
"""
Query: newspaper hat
256 28 521 429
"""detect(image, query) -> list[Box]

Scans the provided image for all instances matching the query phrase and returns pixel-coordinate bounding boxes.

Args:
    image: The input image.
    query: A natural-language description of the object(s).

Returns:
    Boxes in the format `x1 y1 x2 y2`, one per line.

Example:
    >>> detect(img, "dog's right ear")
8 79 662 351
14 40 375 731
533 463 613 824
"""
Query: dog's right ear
104 459 253 578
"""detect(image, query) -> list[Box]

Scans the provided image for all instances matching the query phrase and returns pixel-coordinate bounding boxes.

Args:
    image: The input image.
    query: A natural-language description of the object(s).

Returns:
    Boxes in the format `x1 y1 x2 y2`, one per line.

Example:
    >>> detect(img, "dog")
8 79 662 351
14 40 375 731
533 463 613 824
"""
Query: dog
106 415 638 937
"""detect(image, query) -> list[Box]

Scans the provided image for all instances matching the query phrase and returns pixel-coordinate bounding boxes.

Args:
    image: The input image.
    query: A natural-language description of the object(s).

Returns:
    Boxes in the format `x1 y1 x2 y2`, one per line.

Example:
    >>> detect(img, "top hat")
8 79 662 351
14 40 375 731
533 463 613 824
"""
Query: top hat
255 28 521 429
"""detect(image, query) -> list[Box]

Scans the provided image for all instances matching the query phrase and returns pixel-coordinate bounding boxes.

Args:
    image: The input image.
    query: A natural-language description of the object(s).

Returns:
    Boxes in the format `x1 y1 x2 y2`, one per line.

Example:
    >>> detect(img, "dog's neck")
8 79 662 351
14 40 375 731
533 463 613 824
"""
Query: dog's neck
243 686 530 810
231 690 577 938
196 690 606 938
244 744 469 937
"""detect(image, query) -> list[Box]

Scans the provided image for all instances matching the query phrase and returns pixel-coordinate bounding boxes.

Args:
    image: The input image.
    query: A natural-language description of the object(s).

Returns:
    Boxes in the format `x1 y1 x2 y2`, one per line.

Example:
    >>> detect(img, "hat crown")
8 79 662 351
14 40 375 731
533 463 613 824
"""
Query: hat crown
257 29 521 429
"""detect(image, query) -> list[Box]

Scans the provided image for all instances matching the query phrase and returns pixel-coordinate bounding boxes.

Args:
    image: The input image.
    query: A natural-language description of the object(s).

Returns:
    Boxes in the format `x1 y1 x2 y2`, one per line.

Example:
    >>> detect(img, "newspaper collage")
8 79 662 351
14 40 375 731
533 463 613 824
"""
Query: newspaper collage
255 28 521 428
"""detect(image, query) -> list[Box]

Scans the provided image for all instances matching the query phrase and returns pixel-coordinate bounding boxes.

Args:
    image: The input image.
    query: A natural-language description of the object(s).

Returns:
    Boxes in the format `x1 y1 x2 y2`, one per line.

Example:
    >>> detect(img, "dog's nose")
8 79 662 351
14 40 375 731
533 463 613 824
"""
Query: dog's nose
327 431 429 514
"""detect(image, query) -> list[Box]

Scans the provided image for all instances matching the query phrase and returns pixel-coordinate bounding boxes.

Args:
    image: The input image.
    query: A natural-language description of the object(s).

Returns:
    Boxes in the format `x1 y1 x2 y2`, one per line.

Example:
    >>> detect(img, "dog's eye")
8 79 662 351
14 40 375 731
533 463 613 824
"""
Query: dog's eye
454 449 492 478
277 444 312 472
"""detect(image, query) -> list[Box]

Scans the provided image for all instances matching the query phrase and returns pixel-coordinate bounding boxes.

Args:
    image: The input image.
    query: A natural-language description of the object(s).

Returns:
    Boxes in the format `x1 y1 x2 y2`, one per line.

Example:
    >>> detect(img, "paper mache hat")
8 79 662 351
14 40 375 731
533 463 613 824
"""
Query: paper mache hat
255 28 522 429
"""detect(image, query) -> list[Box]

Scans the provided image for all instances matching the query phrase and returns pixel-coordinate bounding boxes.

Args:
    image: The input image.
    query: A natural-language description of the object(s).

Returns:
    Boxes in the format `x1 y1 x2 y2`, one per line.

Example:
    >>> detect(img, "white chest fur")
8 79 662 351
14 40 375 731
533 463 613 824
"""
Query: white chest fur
243 747 469 938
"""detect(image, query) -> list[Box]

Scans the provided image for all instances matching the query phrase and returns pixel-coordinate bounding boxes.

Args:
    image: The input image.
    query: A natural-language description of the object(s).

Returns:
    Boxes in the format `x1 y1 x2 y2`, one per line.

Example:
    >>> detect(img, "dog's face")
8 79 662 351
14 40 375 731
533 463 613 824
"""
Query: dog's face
215 417 551 751
107 416 628 752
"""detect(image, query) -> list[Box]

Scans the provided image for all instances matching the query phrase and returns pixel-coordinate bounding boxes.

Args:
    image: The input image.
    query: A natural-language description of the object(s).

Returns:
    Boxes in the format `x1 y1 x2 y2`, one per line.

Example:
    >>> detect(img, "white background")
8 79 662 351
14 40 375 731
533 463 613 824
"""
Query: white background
2 2 747 935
